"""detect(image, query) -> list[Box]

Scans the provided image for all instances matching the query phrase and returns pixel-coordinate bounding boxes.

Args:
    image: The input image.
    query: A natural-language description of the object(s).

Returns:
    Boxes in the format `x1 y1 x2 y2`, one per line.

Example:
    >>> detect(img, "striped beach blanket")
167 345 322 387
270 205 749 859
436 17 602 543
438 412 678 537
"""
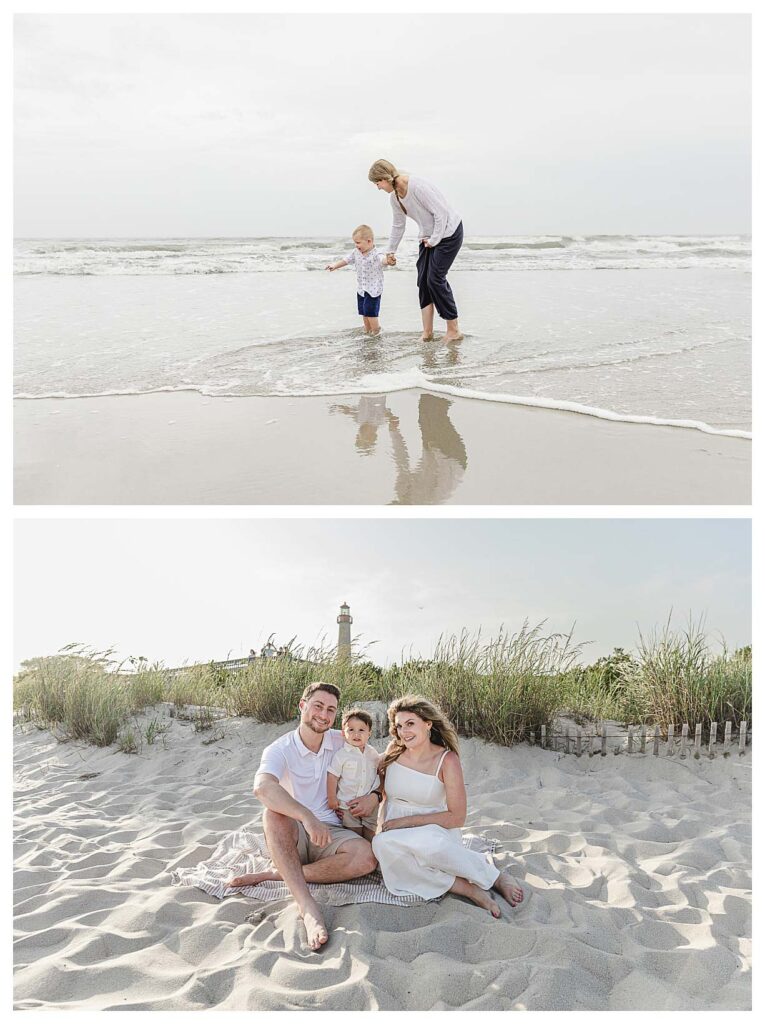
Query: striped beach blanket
171 826 498 908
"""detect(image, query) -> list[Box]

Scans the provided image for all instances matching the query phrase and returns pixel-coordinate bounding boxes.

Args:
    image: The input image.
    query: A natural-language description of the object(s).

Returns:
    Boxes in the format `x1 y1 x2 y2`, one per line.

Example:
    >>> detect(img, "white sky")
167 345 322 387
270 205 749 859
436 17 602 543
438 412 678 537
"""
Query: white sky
14 518 751 671
14 13 751 237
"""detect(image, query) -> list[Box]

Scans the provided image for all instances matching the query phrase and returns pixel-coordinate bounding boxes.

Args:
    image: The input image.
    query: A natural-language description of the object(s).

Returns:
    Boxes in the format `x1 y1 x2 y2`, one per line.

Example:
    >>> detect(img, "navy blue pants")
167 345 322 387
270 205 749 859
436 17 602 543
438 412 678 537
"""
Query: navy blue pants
416 221 463 321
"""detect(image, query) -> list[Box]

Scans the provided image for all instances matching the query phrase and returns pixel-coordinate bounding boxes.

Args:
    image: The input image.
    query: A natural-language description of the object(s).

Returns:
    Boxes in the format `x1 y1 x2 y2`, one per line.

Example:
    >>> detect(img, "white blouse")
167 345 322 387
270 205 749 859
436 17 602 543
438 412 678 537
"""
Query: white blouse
387 175 461 253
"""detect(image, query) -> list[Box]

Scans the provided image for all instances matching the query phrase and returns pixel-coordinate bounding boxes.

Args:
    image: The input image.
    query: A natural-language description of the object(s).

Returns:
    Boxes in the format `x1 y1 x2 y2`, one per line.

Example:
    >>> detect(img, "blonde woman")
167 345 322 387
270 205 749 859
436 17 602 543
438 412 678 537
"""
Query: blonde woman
372 695 525 916
368 159 464 343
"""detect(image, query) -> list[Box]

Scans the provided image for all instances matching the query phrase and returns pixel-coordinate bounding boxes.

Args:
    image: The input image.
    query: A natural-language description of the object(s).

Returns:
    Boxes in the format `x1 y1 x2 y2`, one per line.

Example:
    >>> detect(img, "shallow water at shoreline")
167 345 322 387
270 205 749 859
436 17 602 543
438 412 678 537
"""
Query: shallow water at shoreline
14 267 751 433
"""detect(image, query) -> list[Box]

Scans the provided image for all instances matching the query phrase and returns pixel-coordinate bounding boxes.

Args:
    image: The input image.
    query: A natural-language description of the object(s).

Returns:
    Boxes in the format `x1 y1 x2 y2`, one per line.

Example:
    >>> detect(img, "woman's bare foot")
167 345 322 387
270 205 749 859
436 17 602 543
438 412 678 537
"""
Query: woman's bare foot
420 332 434 342
467 884 502 918
444 330 464 342
300 898 330 951
228 869 280 887
451 876 501 917
493 869 525 907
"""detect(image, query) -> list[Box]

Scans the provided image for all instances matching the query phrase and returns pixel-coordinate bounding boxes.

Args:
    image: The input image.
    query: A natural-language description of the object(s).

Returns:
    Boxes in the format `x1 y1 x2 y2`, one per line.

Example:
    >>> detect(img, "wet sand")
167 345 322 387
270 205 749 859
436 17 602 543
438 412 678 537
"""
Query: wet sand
14 390 750 505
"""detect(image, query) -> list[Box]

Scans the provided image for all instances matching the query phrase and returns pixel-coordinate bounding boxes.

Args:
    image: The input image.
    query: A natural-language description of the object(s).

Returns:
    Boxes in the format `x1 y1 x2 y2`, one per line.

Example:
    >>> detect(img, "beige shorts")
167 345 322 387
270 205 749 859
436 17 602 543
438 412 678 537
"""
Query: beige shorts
339 808 380 834
294 822 360 864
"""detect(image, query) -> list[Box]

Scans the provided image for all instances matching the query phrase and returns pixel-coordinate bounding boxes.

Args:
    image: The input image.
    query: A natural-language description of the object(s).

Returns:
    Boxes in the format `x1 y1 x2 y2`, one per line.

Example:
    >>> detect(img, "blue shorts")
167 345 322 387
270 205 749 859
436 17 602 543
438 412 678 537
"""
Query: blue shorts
357 291 381 317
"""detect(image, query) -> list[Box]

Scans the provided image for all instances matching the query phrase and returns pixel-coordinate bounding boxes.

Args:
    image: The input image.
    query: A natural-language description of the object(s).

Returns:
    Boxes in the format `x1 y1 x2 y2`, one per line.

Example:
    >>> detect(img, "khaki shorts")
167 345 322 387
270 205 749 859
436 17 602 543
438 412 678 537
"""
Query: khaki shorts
294 822 360 864
339 808 380 834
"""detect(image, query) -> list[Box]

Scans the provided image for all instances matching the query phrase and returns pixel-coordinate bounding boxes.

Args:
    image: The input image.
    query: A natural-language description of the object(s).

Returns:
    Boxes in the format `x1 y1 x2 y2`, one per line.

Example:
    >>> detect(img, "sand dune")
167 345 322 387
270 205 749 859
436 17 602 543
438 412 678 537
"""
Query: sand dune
13 711 751 1010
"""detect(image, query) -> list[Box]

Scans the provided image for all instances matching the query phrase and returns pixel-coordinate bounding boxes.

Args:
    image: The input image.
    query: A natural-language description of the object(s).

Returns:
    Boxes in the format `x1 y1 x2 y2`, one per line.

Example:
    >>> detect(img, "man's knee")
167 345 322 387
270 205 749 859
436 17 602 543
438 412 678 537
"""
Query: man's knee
343 838 377 874
352 839 378 872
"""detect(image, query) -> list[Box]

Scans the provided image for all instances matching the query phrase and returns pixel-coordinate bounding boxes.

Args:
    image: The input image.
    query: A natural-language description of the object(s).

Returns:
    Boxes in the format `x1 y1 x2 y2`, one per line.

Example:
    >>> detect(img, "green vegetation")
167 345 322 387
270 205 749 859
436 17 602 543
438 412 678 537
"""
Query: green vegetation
13 621 752 751
144 716 170 746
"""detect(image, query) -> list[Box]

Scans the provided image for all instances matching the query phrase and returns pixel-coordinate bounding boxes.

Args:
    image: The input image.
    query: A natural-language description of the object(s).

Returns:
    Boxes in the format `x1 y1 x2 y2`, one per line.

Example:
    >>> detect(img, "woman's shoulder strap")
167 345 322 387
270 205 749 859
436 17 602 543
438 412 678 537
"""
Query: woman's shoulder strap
435 747 451 778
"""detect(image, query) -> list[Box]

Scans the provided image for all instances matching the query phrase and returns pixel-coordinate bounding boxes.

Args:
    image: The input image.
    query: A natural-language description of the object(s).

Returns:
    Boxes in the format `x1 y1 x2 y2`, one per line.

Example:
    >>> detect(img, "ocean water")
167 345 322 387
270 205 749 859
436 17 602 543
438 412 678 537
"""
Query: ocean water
14 237 751 435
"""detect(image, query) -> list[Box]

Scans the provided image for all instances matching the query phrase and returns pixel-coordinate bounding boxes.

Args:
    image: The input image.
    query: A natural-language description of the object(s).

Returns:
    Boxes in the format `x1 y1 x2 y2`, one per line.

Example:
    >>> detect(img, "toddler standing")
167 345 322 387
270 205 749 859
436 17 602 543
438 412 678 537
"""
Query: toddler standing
326 225 390 335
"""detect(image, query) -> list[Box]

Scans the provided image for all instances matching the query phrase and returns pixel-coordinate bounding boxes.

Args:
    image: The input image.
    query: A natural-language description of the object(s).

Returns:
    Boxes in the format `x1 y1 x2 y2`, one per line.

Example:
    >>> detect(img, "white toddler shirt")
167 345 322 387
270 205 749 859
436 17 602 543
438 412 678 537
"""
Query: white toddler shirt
255 727 345 825
327 742 381 808
345 246 386 298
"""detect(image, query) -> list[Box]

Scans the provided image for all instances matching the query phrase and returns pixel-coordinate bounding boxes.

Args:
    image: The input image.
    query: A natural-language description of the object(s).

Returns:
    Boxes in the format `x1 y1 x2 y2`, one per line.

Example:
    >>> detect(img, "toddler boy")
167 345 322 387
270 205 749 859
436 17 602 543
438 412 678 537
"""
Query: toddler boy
326 225 389 335
327 708 381 840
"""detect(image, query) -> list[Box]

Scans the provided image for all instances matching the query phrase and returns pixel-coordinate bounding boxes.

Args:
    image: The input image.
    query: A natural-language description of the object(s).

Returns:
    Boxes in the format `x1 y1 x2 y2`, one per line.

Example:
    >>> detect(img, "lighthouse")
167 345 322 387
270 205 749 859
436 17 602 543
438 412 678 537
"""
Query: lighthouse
337 602 353 661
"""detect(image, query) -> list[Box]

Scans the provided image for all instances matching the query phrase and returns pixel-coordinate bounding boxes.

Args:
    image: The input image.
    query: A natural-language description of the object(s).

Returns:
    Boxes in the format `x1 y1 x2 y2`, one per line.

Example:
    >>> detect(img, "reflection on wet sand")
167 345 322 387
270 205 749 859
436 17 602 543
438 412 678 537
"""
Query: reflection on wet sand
389 393 467 505
332 391 468 504
332 395 390 455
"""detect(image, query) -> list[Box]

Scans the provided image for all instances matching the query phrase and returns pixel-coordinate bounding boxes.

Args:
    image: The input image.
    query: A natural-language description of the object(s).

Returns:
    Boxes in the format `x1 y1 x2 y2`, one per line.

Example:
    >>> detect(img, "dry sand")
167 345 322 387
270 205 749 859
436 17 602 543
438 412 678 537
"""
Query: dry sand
14 390 750 505
13 710 751 1010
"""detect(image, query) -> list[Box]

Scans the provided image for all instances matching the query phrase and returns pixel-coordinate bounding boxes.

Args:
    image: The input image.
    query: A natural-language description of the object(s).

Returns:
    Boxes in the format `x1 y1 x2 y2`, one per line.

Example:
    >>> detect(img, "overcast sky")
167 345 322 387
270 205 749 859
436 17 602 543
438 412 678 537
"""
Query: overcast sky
14 13 750 237
14 518 751 671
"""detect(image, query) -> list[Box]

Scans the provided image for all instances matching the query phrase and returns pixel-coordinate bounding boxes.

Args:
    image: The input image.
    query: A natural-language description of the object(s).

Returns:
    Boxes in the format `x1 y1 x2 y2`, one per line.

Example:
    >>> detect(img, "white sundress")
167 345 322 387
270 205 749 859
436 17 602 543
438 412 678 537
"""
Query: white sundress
372 751 500 900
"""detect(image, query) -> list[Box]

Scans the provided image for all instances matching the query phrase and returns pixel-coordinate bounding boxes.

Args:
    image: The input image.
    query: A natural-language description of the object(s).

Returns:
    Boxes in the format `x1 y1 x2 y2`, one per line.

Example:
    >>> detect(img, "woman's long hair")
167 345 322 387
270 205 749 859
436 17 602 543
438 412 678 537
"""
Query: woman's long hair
368 158 408 216
377 694 460 789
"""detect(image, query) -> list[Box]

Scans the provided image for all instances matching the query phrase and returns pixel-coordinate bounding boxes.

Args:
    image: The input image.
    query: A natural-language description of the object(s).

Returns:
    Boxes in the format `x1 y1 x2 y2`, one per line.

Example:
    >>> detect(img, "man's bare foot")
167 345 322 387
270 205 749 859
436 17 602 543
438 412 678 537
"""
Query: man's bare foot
228 869 280 887
300 900 329 952
493 870 525 907
465 882 502 918
444 331 464 343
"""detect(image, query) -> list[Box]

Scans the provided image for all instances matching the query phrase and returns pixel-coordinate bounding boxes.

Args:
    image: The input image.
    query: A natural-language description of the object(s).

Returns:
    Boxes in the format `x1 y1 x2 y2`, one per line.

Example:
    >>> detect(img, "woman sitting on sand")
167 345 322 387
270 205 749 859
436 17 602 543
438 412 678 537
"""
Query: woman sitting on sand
368 159 464 343
371 695 524 916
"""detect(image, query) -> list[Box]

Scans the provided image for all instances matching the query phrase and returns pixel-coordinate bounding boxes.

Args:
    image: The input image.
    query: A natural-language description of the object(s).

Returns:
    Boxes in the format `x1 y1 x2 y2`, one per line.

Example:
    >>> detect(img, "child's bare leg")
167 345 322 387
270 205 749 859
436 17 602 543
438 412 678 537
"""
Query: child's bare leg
367 316 380 335
420 304 435 341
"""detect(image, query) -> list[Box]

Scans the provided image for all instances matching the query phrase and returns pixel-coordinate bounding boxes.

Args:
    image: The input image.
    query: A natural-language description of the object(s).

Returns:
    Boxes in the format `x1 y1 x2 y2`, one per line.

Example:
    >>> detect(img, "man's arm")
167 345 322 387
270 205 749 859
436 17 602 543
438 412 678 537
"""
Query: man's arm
254 772 332 847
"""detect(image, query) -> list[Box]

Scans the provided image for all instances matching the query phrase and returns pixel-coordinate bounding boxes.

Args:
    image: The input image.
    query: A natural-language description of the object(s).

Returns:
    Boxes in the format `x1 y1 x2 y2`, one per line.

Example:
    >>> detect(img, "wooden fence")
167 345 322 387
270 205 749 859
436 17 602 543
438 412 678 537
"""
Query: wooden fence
529 720 750 759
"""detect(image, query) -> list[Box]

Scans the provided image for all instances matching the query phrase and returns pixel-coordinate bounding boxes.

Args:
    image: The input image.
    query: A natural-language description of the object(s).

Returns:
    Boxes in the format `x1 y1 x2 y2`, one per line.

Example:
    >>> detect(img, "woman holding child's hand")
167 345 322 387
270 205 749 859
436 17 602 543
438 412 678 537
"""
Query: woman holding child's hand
372 695 525 917
369 159 462 342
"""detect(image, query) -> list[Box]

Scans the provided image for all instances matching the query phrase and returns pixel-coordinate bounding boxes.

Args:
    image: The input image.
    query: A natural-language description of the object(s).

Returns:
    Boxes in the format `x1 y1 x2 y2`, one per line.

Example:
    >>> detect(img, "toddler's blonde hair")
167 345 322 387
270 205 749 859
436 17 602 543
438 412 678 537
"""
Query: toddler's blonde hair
352 224 374 241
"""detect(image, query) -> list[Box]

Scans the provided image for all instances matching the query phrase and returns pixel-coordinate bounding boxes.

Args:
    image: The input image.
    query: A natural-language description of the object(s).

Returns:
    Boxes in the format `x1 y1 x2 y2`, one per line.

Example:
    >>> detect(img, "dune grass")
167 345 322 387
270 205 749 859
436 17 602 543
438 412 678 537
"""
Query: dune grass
624 621 751 732
376 624 583 746
13 621 752 750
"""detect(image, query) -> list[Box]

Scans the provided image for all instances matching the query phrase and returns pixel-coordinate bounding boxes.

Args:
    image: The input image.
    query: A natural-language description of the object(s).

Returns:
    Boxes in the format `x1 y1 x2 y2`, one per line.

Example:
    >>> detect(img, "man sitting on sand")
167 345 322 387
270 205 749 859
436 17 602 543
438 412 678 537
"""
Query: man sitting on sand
228 682 380 951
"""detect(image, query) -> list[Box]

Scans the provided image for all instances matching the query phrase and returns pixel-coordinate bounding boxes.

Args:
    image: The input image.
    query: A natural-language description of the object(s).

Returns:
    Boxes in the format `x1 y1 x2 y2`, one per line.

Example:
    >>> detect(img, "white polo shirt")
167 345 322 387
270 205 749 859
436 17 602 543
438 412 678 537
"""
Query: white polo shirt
255 727 345 825
328 742 381 808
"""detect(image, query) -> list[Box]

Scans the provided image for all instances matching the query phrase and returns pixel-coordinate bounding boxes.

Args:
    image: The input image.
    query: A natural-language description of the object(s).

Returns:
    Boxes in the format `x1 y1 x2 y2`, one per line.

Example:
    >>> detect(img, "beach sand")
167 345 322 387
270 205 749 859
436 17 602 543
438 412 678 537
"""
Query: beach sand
14 711 751 1010
14 390 750 504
